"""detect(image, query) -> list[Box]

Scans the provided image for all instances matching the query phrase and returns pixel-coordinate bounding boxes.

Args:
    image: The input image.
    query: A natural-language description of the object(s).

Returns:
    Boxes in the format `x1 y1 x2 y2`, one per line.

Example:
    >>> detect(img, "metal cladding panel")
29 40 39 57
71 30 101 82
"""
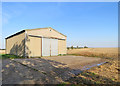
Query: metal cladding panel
42 38 50 56
6 32 25 56
51 39 58 56
42 38 58 56
27 28 66 40
58 40 67 54
26 36 41 57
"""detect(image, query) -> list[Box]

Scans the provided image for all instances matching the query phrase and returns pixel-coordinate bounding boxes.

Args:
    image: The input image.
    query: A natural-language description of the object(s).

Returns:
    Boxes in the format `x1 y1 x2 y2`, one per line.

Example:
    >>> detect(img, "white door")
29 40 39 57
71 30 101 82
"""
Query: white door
42 38 50 56
51 39 58 56
42 38 58 56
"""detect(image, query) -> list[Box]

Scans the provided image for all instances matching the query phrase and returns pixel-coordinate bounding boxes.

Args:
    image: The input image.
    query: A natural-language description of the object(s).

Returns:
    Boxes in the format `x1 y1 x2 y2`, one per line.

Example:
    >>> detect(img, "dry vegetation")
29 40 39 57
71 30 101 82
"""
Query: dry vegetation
0 49 5 54
67 48 118 58
67 48 119 84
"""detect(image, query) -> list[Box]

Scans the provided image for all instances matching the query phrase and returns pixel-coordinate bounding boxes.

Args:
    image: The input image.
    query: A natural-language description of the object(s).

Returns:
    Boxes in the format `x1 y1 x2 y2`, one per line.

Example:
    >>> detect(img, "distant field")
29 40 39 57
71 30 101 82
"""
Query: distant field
0 49 5 54
67 48 118 58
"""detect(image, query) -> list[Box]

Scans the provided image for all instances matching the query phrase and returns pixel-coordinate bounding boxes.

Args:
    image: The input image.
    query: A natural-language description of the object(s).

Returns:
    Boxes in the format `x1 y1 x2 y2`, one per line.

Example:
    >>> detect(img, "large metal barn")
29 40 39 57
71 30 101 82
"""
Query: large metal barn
6 27 67 57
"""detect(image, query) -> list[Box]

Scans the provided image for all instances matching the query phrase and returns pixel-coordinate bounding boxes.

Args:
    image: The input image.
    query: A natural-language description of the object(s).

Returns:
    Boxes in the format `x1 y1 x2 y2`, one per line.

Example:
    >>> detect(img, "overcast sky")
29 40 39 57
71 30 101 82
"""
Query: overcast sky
2 2 118 48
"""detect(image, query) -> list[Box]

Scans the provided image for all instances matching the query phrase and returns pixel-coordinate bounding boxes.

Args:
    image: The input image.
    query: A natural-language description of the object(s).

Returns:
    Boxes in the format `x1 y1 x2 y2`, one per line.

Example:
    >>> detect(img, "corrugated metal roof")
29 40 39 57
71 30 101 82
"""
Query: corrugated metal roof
5 27 67 39
5 30 25 39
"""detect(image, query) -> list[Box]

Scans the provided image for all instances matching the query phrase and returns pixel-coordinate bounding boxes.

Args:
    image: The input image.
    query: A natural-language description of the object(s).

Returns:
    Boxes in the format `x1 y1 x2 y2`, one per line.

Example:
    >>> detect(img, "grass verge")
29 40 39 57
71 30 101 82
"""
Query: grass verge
0 54 24 59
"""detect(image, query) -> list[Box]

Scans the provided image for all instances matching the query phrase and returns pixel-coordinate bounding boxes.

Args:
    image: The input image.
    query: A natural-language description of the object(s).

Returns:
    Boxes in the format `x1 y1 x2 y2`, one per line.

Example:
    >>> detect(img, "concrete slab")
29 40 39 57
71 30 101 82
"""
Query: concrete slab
2 56 105 84
42 56 104 69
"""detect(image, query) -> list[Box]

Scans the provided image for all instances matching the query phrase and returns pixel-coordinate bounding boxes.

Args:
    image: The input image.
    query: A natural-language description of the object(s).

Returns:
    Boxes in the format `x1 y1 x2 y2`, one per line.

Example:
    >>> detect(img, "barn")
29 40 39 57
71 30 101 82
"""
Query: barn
5 27 67 57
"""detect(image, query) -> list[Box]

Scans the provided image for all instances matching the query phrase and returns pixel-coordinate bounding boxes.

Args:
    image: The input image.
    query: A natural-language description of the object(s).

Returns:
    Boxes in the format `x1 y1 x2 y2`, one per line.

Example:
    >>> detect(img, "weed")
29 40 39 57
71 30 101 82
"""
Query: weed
112 78 115 81
57 83 66 86
92 72 96 75
58 54 62 56
58 54 67 56
41 71 47 75
96 81 101 84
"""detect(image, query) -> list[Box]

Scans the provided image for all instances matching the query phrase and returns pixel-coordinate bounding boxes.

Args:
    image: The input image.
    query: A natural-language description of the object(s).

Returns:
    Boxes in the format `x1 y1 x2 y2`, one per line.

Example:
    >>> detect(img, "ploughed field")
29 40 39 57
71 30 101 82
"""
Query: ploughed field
67 48 118 58
67 48 119 84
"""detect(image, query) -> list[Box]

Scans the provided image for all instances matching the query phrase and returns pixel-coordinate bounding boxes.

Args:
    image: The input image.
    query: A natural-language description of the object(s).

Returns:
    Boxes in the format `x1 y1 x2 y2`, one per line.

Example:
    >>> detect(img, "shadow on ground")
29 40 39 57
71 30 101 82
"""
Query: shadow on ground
2 57 119 85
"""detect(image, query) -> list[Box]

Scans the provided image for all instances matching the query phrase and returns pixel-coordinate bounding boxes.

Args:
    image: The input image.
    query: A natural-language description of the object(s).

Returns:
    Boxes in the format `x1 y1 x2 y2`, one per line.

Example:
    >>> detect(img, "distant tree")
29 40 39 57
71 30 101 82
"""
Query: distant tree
71 46 73 49
84 46 88 48
67 47 70 50
77 46 79 49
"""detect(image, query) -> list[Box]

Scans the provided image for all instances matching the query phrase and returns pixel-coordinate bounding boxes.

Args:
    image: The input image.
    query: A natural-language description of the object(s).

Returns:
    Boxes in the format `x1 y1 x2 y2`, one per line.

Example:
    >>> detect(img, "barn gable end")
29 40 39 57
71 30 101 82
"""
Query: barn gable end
26 27 67 40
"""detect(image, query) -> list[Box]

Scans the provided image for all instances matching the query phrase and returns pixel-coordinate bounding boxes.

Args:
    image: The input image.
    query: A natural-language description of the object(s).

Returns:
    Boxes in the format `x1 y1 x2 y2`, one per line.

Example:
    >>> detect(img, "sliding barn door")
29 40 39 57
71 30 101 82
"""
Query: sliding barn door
42 38 50 56
51 39 58 56
42 38 58 56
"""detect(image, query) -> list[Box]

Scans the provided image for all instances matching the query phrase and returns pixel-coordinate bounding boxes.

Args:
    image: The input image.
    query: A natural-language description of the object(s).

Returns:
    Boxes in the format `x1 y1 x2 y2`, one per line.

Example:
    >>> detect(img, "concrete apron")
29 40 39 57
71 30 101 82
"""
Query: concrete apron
13 58 107 81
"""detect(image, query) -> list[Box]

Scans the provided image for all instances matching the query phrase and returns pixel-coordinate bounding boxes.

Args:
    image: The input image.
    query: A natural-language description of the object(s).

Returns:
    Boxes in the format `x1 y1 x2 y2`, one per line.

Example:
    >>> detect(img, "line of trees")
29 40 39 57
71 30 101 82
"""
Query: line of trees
0 49 5 50
67 46 88 50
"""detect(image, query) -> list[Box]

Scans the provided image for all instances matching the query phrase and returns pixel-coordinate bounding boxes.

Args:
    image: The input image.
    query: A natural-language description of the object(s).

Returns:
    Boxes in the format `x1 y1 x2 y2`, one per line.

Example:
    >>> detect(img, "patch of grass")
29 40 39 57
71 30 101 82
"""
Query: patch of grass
92 72 96 75
41 71 47 75
96 81 101 84
58 54 62 56
58 82 70 86
67 54 79 56
29 56 42 58
0 54 24 59
63 54 67 56
112 78 115 81
57 83 66 86
58 54 67 56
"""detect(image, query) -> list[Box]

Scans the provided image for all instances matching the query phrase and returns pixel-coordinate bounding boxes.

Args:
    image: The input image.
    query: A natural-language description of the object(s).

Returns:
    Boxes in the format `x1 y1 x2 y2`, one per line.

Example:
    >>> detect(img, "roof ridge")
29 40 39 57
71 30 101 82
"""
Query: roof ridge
25 27 50 31
26 27 67 37
6 27 67 39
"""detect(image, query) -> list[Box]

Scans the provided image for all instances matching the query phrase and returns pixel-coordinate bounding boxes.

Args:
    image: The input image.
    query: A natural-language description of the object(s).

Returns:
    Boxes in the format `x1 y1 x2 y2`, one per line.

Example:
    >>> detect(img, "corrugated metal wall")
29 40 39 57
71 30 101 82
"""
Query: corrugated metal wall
26 36 41 57
58 40 67 54
6 32 25 56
